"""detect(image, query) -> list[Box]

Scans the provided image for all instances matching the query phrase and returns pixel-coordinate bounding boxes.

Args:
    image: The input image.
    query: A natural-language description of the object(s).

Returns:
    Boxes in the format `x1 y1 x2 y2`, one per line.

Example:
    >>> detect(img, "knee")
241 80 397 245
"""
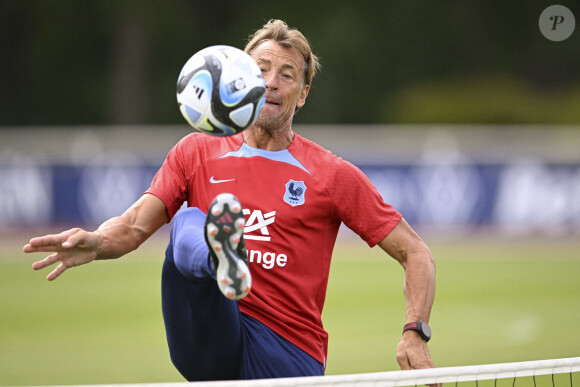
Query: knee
170 208 210 279
172 207 206 229
171 208 206 248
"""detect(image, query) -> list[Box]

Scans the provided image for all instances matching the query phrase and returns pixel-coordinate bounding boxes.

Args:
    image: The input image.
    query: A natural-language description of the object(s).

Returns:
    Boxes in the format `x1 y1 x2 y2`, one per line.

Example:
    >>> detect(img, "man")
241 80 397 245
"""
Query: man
23 19 437 381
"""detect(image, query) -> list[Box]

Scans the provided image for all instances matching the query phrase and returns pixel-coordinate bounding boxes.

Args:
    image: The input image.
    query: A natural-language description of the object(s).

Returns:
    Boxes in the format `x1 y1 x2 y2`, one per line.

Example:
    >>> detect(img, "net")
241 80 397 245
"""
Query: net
53 357 580 387
182 358 580 387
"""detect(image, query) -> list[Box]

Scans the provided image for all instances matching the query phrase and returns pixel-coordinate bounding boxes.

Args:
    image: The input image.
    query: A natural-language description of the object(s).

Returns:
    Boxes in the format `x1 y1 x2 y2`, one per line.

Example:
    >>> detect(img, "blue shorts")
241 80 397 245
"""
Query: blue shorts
162 242 324 381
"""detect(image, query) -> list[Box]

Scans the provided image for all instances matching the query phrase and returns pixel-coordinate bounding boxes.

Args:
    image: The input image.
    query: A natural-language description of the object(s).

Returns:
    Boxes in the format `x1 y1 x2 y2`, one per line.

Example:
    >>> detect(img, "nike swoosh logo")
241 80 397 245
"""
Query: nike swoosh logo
210 176 235 184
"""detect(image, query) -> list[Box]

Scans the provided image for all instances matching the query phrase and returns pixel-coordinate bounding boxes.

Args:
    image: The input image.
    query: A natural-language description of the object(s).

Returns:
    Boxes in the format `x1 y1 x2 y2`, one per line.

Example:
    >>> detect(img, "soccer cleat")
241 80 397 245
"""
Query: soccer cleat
205 193 251 300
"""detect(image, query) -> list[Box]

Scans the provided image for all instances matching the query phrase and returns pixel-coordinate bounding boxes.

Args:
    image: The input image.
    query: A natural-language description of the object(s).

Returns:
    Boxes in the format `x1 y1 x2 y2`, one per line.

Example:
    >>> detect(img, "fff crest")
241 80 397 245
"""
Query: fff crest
284 180 306 207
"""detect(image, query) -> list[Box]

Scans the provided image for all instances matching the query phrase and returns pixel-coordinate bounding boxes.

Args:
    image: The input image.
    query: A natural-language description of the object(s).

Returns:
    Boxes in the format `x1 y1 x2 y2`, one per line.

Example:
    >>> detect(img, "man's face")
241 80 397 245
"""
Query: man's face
250 40 310 131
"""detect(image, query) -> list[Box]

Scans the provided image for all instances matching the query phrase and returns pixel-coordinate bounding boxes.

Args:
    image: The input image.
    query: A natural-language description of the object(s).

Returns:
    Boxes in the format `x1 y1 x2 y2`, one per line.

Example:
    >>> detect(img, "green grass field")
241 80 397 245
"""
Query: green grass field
1 231 579 385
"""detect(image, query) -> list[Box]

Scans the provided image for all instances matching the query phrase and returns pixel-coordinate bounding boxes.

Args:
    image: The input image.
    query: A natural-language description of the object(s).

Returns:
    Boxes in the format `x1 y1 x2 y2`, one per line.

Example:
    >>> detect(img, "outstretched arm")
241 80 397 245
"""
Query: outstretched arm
23 194 169 281
379 218 437 371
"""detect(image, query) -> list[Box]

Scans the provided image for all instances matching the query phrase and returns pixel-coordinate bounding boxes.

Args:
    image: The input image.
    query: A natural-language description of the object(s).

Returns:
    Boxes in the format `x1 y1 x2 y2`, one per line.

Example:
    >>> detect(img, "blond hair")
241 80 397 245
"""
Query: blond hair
245 19 320 86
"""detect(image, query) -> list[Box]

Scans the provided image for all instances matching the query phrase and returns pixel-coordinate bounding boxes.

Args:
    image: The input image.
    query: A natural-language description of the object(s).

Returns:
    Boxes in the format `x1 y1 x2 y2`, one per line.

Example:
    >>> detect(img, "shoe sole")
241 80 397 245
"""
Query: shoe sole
206 193 252 300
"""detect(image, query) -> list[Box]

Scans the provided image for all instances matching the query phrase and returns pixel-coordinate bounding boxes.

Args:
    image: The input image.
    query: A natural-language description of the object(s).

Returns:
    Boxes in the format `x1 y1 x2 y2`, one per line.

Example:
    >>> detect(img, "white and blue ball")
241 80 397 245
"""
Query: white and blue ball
176 45 266 136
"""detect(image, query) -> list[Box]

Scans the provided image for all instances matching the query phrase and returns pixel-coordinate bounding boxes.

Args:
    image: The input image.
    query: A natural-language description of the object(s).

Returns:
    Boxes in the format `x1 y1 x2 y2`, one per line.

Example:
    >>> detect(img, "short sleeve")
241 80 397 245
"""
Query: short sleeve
330 160 402 246
145 137 191 220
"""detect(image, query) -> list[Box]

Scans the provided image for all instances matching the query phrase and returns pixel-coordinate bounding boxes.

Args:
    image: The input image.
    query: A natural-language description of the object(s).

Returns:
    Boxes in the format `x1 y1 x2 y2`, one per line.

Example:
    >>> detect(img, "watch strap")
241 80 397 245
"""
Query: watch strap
403 321 431 342
403 322 419 332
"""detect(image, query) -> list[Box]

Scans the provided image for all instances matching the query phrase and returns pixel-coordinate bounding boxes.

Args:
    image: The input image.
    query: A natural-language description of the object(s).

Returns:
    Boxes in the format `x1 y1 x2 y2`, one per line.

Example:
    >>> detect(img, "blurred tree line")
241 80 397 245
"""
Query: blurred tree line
1 0 579 127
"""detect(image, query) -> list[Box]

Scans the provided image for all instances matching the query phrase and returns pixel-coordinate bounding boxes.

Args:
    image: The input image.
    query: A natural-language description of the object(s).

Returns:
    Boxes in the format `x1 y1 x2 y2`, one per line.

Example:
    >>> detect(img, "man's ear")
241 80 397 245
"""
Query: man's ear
296 84 310 110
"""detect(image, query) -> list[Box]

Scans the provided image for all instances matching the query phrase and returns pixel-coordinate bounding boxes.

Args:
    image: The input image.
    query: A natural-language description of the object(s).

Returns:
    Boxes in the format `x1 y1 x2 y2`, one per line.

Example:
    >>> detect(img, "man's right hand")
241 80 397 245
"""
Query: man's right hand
23 228 99 281
23 194 169 281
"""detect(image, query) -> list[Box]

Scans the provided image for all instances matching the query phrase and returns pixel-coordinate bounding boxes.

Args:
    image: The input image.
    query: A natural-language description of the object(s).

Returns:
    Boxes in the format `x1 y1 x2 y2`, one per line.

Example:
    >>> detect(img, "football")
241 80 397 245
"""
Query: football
176 45 266 136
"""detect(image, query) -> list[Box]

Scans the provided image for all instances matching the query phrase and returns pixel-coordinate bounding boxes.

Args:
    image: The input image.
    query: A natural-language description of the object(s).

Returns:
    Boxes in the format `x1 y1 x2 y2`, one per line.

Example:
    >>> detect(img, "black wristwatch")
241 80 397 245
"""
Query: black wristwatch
403 321 431 342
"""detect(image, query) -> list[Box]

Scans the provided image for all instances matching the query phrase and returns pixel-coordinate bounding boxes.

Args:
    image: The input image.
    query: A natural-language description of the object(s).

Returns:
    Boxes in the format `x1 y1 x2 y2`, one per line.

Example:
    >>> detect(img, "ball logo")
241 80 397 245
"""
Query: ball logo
284 180 307 207
193 85 205 99
226 78 246 94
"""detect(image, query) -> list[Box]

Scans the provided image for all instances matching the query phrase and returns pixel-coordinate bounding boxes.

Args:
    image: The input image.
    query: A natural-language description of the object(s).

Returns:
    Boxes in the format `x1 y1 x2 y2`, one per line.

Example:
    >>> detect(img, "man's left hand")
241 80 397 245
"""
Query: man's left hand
396 330 441 387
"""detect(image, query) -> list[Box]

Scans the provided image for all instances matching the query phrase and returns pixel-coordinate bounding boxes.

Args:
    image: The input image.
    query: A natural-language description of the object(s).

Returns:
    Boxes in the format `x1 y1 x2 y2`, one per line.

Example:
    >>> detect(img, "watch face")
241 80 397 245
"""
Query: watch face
420 322 431 338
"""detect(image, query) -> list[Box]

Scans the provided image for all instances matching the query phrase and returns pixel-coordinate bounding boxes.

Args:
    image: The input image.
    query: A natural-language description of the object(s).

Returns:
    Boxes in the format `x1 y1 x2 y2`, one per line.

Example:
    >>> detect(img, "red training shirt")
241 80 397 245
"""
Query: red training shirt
145 132 402 366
